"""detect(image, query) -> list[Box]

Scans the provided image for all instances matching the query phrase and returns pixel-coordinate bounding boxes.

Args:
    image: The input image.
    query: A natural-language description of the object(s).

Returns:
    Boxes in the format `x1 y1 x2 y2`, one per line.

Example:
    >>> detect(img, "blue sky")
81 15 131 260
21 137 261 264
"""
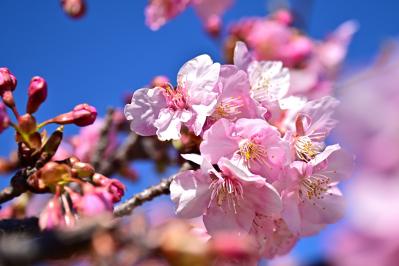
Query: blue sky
1 0 398 264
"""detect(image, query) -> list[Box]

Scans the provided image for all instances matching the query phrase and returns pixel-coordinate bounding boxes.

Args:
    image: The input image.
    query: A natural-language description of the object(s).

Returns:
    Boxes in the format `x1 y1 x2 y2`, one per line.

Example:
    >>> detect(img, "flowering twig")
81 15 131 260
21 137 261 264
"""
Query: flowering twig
113 163 191 217
91 108 115 169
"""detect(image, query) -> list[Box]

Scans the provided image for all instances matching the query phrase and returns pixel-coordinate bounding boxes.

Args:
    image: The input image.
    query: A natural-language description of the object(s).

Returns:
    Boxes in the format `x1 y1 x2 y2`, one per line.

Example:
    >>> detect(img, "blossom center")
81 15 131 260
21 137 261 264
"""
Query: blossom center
212 96 243 120
251 75 271 102
299 174 331 200
295 136 321 162
210 176 243 213
239 139 267 163
162 85 187 110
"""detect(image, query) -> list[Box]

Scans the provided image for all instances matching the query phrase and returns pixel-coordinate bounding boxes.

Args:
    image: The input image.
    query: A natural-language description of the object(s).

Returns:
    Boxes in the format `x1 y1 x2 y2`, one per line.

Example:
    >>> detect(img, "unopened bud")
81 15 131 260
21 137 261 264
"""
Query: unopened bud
1 91 15 109
272 9 293 26
72 161 95 178
26 76 48 114
0 68 17 94
18 114 37 134
53 104 97 127
72 104 97 126
40 162 72 187
92 173 125 203
61 0 86 19
204 15 221 38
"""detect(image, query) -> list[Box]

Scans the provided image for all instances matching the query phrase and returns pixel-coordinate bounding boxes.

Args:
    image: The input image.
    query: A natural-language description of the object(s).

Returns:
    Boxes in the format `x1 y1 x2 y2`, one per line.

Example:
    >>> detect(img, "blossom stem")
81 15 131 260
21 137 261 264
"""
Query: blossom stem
113 163 191 217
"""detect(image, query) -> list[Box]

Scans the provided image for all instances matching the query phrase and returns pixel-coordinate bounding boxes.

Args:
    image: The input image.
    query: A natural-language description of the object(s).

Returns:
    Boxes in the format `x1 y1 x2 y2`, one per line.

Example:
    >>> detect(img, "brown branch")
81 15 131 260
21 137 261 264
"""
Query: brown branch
0 170 29 204
0 216 118 266
0 217 40 236
91 108 115 170
0 186 23 205
113 178 172 217
113 163 191 217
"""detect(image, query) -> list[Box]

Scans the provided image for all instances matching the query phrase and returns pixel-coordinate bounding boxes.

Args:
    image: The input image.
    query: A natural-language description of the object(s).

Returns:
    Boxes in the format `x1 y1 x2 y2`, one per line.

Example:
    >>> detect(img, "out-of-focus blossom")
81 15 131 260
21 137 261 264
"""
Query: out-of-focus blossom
145 0 233 35
225 11 357 99
328 44 399 266
71 118 117 162
61 0 86 19
125 54 220 140
39 196 65 230
71 184 114 216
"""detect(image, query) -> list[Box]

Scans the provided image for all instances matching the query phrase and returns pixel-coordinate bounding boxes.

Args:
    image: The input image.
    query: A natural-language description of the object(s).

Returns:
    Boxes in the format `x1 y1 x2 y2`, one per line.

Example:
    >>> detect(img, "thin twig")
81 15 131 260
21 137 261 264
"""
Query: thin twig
113 163 191 217
91 108 115 170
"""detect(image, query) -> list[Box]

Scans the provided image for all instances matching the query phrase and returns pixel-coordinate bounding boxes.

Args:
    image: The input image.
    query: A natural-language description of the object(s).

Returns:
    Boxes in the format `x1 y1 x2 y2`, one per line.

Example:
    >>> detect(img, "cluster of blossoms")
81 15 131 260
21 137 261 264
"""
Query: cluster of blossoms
145 0 233 35
125 41 353 259
327 44 399 266
0 68 125 229
224 9 357 99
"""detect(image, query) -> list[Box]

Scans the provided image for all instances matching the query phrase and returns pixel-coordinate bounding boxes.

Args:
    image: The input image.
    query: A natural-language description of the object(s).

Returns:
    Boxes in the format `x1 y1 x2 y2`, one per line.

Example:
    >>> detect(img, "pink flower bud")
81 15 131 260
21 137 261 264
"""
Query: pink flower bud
1 90 16 109
18 114 37 134
40 162 72 188
52 103 97 126
26 76 48 114
272 9 293 26
72 104 97 126
204 15 221 38
75 184 113 216
0 68 17 94
61 0 86 19
71 161 95 178
92 173 125 203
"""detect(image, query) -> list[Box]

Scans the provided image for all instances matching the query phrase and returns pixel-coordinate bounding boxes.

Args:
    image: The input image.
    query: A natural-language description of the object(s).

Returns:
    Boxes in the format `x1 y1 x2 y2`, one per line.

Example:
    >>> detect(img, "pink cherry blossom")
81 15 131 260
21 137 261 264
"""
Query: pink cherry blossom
247 60 290 104
145 0 190 31
250 214 298 259
279 145 353 235
73 184 114 216
201 118 289 180
170 155 282 235
226 14 356 99
145 0 233 32
206 65 265 127
290 96 339 162
125 54 220 140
